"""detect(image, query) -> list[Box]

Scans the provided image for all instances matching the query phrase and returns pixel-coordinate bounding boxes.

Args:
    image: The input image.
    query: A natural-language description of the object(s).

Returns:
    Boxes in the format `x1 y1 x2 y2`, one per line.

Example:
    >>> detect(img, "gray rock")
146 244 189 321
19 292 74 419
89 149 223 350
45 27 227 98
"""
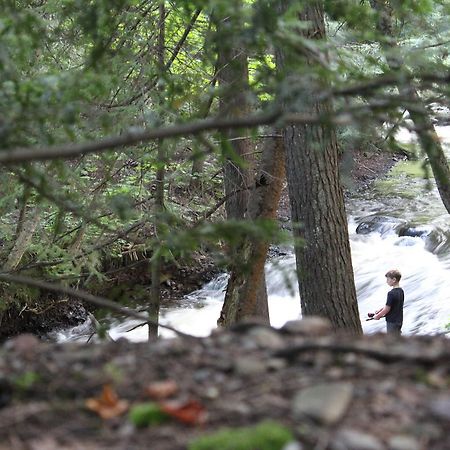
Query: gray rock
388 435 421 450
282 317 332 336
292 382 353 425
282 442 304 450
428 395 450 421
248 327 285 350
332 428 385 450
233 356 266 376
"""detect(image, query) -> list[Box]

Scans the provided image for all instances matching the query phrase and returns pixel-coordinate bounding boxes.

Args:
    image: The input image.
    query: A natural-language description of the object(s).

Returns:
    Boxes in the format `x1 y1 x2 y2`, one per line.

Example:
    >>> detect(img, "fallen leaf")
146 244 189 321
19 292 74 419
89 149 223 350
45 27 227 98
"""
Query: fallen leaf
145 380 178 400
85 384 129 419
160 399 207 425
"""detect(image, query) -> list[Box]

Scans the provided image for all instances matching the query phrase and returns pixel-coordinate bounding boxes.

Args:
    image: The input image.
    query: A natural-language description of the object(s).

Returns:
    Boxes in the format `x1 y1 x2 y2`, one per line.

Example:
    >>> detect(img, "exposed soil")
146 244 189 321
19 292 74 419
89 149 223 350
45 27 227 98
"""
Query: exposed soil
0 319 448 450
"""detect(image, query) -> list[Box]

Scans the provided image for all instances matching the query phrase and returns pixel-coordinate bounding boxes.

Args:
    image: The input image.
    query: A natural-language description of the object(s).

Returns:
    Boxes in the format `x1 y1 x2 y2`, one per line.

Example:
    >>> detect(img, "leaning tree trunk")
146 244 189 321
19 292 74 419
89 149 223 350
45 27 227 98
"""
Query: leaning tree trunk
215 0 270 325
370 0 450 215
276 1 362 333
219 135 285 325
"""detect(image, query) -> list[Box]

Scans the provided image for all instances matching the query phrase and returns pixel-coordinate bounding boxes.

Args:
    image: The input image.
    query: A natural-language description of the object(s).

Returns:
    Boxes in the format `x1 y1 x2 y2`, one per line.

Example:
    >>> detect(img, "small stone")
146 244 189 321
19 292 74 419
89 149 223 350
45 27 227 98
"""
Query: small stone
292 382 353 425
233 356 266 376
266 358 287 371
282 442 304 450
388 435 421 450
204 386 220 399
428 395 450 421
281 317 332 336
332 428 385 450
248 327 285 350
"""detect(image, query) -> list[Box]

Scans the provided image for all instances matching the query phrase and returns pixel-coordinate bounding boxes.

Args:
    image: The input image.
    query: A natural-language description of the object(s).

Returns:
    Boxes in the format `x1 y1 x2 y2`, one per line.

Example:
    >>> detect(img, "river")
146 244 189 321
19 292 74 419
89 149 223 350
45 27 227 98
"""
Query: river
55 125 450 342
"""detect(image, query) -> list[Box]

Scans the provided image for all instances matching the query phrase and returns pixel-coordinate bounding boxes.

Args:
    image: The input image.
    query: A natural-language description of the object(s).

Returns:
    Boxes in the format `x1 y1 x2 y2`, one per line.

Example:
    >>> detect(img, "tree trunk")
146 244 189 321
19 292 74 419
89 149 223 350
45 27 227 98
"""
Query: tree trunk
370 0 450 215
215 1 270 324
276 1 362 333
216 2 254 221
218 136 285 325
148 1 166 341
3 207 40 272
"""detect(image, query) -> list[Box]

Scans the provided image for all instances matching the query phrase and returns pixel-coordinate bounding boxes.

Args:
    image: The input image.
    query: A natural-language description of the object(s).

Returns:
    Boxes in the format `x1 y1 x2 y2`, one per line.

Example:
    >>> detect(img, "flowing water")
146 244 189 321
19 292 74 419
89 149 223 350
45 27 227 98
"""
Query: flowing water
55 126 450 342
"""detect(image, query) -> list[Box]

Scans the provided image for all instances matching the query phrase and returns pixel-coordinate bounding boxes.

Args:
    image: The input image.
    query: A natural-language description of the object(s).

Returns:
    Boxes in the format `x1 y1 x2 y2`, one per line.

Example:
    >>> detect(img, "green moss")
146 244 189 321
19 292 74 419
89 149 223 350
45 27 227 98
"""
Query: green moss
188 421 294 450
390 161 428 178
373 160 434 199
13 371 41 391
128 402 169 427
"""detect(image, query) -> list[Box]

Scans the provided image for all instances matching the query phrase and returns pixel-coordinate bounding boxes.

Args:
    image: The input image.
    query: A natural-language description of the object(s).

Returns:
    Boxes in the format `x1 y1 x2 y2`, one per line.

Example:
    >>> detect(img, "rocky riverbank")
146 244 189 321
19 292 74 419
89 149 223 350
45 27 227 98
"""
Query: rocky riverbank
0 318 449 449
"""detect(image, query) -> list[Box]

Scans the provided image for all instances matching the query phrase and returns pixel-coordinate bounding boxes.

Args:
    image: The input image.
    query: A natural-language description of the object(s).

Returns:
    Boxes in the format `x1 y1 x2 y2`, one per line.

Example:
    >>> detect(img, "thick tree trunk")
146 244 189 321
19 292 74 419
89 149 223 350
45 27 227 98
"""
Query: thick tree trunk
219 136 285 325
370 0 450 215
216 4 254 221
277 1 362 333
216 1 270 324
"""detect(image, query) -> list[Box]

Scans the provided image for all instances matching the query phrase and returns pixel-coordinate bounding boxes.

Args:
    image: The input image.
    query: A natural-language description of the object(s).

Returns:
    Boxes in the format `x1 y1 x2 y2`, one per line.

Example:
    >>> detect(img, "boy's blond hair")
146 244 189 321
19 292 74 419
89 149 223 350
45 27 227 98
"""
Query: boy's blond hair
385 269 402 282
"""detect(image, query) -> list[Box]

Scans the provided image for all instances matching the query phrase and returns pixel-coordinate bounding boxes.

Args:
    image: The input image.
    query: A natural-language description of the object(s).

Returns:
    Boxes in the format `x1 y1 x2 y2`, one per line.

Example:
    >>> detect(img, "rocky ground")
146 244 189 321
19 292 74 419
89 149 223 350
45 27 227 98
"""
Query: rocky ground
0 318 448 450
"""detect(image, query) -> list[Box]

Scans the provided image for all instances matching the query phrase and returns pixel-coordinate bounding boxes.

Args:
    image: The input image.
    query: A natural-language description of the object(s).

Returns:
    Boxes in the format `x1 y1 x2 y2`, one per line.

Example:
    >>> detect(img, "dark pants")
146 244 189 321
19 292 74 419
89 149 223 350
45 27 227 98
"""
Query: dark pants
386 322 402 335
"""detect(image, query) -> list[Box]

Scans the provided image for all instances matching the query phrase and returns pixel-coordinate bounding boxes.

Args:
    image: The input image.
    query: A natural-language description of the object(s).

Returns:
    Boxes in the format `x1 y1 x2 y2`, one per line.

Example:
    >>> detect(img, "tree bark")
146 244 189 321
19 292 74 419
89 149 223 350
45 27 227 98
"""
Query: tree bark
276 1 362 333
3 207 40 272
215 1 270 325
219 136 285 325
216 2 254 221
370 0 450 215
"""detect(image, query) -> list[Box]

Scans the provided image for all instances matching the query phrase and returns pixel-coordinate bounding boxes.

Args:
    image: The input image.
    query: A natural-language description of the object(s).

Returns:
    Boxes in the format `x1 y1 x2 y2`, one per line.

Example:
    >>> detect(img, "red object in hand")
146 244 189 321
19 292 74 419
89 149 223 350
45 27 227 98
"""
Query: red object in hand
368 312 374 318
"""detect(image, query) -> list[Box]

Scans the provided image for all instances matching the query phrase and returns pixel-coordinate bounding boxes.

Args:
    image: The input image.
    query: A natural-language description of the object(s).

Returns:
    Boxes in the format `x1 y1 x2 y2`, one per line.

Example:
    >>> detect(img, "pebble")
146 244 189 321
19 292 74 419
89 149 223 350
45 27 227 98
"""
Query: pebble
332 428 385 450
388 435 421 450
248 327 285 350
292 382 353 425
282 442 304 450
281 317 332 336
233 356 266 376
428 394 450 421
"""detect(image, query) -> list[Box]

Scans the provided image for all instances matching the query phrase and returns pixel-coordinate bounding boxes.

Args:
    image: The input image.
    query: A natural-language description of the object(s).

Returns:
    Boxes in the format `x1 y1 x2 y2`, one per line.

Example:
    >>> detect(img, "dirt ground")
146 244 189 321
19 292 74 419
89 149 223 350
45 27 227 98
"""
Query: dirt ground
0 319 449 450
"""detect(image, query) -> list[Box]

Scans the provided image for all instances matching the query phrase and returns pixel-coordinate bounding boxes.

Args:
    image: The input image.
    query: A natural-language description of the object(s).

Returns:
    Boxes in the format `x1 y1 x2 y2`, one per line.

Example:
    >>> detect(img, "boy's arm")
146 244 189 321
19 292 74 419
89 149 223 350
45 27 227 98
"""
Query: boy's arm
374 305 391 320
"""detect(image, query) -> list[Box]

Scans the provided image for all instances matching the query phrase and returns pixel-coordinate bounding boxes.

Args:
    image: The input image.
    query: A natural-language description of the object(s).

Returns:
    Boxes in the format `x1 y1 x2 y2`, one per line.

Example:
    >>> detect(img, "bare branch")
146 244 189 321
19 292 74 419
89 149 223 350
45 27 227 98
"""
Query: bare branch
0 110 281 164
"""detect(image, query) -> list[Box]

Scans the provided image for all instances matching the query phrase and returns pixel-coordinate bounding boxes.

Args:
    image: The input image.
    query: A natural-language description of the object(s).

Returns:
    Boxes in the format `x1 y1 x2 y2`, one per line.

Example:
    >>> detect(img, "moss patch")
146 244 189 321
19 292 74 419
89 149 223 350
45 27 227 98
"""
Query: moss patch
188 421 294 450
389 160 429 178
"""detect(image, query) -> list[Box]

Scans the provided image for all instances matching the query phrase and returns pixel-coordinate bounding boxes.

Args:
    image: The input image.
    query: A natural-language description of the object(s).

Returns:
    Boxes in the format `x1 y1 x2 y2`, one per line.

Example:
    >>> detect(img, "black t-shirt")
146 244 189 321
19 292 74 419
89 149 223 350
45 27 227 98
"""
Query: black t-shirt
385 287 404 324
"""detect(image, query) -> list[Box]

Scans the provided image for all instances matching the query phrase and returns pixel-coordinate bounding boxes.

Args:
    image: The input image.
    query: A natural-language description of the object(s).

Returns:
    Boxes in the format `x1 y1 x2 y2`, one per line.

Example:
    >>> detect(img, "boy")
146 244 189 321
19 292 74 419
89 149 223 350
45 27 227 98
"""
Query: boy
368 269 404 335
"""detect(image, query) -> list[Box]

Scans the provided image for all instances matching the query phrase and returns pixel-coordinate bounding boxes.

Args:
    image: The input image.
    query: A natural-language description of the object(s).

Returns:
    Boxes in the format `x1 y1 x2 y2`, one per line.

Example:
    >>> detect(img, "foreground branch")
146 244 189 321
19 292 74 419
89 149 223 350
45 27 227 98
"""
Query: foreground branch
0 111 281 164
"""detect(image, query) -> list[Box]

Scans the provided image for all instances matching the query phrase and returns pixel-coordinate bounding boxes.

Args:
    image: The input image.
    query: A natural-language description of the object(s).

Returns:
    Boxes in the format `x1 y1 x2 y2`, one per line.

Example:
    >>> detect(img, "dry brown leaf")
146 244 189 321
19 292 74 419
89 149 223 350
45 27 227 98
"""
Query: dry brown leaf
145 380 179 400
85 384 129 419
160 399 207 425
